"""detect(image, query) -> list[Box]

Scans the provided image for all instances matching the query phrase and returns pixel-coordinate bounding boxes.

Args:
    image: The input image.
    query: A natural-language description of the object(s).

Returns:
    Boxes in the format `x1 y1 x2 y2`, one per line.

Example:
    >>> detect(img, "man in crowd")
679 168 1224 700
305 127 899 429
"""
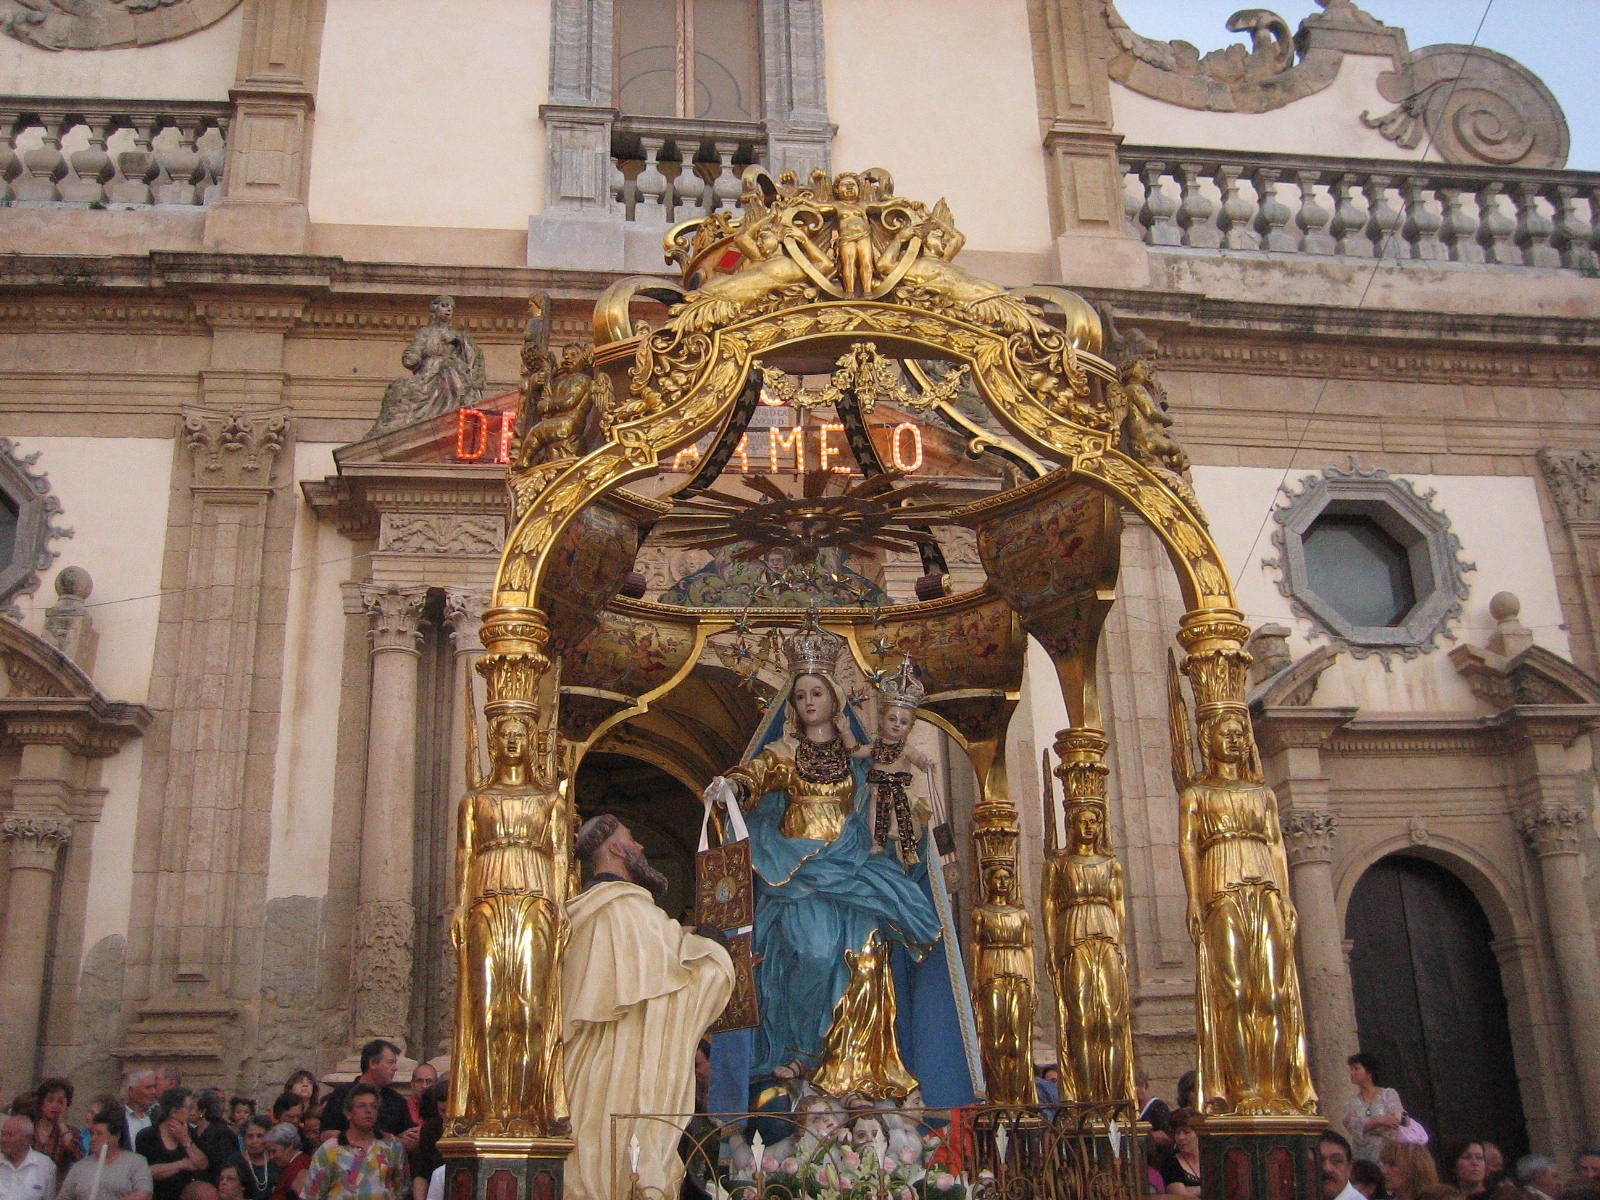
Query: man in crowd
1576 1151 1600 1188
57 1111 153 1200
1517 1156 1565 1200
562 815 733 1200
122 1071 159 1152
1320 1130 1361 1200
0 1115 56 1200
302 1086 406 1200
320 1042 415 1149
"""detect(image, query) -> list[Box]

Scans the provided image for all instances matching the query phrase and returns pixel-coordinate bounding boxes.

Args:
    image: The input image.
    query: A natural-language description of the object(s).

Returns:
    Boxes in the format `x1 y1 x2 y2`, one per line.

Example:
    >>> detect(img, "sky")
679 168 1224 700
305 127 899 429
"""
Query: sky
1113 1 1597 170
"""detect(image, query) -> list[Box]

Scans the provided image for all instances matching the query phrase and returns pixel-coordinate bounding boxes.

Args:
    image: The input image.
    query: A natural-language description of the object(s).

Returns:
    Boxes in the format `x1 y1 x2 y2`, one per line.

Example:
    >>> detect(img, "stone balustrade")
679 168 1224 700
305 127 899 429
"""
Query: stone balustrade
610 116 764 223
1121 145 1600 270
1 98 230 207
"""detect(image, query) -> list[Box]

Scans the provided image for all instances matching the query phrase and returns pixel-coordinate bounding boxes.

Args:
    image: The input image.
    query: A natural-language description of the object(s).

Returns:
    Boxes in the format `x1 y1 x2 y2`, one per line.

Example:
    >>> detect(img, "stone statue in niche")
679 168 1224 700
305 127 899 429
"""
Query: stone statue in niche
369 295 486 436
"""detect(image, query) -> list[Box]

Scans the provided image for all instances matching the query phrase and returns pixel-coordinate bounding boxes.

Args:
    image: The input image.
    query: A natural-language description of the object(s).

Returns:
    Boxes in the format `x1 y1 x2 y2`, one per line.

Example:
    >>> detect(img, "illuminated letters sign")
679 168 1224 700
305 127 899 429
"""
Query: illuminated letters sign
453 410 925 474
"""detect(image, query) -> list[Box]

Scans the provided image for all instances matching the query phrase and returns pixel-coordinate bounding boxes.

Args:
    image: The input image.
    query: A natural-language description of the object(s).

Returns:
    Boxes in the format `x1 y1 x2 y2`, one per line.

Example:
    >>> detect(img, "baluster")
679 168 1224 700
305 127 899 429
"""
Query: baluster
633 134 669 222
1295 168 1335 255
1545 183 1593 270
710 140 741 212
108 115 158 204
60 113 113 204
14 112 67 202
684 139 716 216
1329 173 1371 258
1512 181 1560 268
1174 161 1219 248
1250 166 1296 252
1215 164 1258 250
154 117 204 205
1122 163 1144 239
1475 181 1517 264
1436 185 1482 263
198 121 228 205
1363 174 1402 258
1400 176 1446 260
661 137 688 222
1137 162 1181 247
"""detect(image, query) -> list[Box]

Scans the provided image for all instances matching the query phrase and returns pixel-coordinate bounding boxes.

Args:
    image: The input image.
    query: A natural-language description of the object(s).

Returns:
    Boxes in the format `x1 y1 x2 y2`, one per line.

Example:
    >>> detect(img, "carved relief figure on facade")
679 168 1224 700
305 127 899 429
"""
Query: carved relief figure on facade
1169 648 1317 1116
447 710 571 1137
0 0 241 50
370 296 486 437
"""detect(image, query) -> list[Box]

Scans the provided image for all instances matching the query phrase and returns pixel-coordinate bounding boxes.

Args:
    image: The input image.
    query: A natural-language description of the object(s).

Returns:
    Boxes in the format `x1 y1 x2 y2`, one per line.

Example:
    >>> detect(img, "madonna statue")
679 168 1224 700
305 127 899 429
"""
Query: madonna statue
703 617 980 1110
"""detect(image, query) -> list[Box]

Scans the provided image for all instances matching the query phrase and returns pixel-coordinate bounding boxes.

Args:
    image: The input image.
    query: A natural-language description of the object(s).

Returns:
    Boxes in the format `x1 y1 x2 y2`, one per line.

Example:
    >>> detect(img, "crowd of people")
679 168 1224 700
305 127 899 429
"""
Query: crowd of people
0 1043 444 1200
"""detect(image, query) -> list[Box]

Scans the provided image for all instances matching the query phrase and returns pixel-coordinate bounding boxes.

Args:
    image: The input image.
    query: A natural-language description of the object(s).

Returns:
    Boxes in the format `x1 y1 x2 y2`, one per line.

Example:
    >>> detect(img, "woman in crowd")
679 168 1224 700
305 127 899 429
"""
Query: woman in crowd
1160 1109 1202 1199
1380 1142 1440 1200
215 1163 246 1200
32 1077 85 1174
191 1092 237 1188
238 1116 275 1200
57 1110 153 1200
136 1088 207 1200
283 1072 320 1114
1351 1160 1388 1199
1444 1138 1492 1200
263 1124 308 1200
409 1084 446 1200
1345 1053 1404 1164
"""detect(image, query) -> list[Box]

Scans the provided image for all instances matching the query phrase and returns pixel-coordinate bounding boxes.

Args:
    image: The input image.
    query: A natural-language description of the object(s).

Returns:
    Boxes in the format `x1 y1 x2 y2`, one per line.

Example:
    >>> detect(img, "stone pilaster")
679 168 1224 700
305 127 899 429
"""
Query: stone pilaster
1519 799 1600 1143
1027 0 1150 285
205 0 328 252
124 407 290 1080
1537 448 1600 676
1255 708 1359 1122
759 0 835 180
0 812 73 1077
349 582 428 1046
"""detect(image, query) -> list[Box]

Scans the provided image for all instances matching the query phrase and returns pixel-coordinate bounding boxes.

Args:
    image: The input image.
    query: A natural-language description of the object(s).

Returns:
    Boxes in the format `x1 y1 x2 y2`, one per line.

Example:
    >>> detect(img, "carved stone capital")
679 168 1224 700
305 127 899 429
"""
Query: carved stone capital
351 899 416 1043
1538 448 1600 526
442 589 491 653
1281 809 1339 865
358 585 428 654
181 408 289 486
2 812 73 869
1518 803 1591 857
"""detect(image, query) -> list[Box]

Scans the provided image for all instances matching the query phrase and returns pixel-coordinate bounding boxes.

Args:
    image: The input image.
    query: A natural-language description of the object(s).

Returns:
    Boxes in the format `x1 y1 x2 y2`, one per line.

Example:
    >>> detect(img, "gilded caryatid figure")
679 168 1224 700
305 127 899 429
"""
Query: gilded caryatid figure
1171 616 1318 1116
448 608 573 1139
1043 731 1135 1106
971 827 1038 1106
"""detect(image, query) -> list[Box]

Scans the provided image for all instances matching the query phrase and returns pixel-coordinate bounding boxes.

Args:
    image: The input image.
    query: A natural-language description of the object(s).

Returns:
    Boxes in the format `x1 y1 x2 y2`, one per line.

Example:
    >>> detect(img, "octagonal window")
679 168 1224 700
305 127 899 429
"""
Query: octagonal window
1270 464 1474 662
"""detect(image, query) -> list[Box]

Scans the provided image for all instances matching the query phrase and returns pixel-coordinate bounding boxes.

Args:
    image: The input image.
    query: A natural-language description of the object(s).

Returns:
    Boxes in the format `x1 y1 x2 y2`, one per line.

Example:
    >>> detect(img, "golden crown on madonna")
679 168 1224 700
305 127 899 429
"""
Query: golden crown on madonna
783 612 846 678
876 655 926 710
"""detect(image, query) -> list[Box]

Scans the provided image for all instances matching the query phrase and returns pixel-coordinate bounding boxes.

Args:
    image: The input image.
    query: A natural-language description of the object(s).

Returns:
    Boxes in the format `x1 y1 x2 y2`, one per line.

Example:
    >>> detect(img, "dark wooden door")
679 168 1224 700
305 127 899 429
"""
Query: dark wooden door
1345 854 1528 1164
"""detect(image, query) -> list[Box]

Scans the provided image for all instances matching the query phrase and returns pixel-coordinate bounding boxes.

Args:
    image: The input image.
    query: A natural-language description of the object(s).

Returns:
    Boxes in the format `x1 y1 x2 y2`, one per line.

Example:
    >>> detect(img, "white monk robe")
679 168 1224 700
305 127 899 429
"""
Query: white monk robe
563 880 734 1200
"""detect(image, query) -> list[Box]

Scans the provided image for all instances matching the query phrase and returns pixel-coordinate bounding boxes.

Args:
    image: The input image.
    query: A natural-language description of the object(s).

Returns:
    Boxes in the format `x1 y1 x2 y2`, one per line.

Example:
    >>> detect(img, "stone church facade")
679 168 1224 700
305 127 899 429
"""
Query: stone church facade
0 0 1598 1165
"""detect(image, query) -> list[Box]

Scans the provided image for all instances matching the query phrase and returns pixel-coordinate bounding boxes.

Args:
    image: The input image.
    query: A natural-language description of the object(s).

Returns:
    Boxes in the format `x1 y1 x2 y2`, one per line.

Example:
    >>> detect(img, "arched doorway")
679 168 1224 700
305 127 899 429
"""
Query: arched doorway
1345 854 1528 1164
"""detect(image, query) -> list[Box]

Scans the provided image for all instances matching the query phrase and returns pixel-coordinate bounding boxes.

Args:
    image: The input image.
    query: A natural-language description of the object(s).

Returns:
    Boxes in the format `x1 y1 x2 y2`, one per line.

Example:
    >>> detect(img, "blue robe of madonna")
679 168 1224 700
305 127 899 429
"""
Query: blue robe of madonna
708 710 981 1113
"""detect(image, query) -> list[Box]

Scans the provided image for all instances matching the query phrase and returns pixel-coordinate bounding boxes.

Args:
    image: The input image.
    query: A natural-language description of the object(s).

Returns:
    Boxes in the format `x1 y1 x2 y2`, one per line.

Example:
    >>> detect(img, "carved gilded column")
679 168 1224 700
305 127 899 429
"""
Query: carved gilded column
970 733 1038 1105
1520 802 1600 1141
0 813 72 1075
350 583 428 1045
443 605 574 1166
1044 728 1134 1105
1174 610 1317 1116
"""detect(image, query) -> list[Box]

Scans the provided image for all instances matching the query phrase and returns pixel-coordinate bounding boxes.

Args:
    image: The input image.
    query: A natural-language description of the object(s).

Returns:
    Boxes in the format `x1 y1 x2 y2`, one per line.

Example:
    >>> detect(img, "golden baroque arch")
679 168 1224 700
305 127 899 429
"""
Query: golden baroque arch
442 164 1319 1193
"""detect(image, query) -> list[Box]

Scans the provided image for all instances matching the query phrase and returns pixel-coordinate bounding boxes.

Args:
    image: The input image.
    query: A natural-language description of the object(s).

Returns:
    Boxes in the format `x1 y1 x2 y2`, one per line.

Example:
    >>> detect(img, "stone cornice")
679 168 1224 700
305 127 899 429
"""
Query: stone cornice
1252 706 1359 756
0 700 154 756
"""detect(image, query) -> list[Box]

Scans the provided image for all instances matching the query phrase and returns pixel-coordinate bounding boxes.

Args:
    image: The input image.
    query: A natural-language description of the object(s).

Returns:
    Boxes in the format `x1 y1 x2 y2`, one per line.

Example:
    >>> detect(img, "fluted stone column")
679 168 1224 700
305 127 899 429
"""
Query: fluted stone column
0 812 73 1074
351 583 428 1045
1281 808 1358 1117
1519 802 1600 1142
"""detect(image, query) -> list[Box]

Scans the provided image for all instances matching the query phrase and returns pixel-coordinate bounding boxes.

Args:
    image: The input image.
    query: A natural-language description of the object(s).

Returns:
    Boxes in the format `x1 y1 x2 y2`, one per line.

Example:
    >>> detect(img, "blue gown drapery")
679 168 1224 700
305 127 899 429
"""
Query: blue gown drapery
708 695 982 1113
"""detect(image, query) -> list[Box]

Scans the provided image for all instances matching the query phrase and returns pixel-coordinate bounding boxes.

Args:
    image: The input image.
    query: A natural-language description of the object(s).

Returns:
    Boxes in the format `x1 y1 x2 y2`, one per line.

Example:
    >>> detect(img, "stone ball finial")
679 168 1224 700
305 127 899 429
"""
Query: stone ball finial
55 566 93 600
1489 591 1520 621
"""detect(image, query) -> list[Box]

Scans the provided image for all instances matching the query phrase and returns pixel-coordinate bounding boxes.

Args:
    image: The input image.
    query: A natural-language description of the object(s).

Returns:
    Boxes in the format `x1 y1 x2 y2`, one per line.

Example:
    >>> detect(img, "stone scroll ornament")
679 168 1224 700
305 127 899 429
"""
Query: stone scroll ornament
1 0 241 50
